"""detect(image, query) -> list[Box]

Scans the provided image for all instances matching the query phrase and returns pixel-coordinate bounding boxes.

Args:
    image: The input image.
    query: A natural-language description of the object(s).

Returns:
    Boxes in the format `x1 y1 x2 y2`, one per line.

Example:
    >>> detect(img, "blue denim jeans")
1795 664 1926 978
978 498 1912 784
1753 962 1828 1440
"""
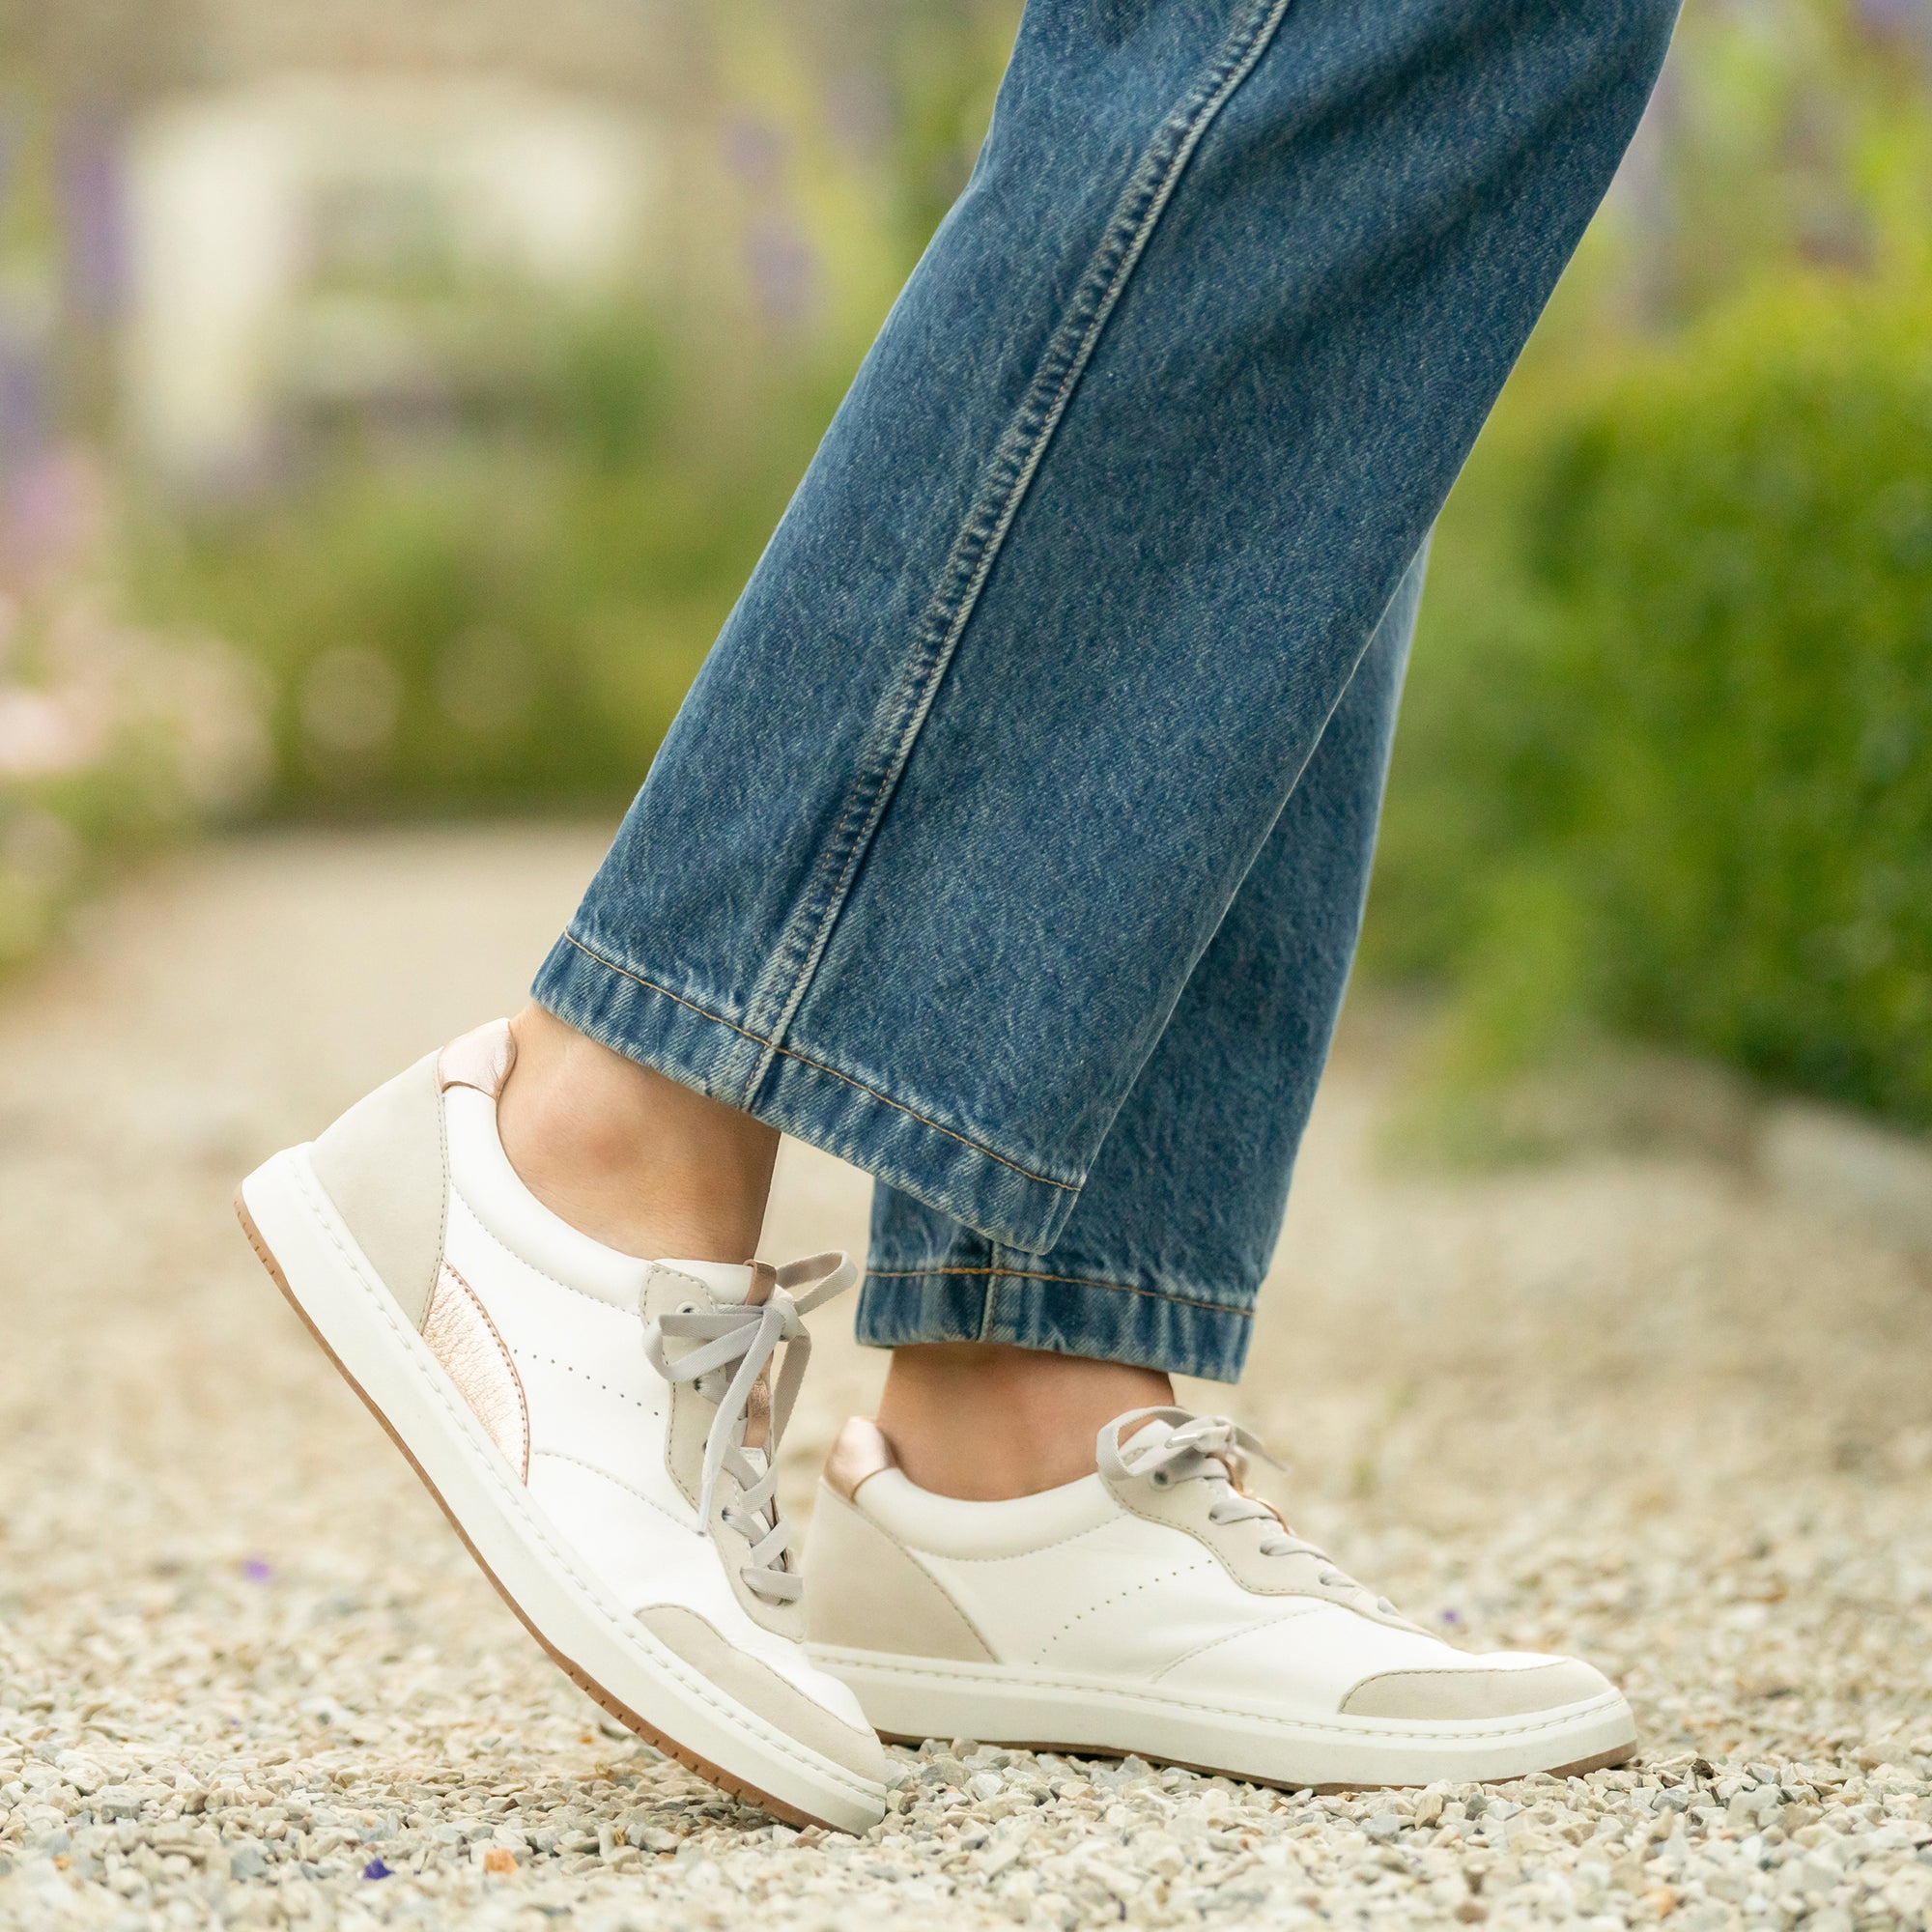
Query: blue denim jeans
535 0 1677 1380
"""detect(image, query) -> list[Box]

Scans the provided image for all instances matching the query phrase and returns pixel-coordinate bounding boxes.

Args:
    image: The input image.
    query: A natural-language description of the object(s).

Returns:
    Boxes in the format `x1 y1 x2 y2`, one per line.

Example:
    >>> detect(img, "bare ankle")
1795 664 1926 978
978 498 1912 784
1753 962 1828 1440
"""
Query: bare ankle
875 1343 1173 1500
496 1005 778 1262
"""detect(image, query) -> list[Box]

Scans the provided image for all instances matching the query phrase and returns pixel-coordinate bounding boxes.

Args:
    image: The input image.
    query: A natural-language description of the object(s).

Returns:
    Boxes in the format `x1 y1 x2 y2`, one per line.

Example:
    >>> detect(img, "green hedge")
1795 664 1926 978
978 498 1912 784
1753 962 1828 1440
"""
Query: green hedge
1367 279 1932 1126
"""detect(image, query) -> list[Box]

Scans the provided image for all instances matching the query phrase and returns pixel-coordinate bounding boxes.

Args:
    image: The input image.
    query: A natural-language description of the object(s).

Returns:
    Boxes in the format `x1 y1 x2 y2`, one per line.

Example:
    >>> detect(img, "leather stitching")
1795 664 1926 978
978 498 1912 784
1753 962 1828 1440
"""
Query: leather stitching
1344 1662 1568 1685
529 1447 691 1531
448 1183 724 1319
1109 1478 1379 1607
559 934 1079 1194
285 1154 877 1804
900 1517 1119 1565
1030 1557 1216 1664
1145 1605 1319 1685
450 1179 639 1313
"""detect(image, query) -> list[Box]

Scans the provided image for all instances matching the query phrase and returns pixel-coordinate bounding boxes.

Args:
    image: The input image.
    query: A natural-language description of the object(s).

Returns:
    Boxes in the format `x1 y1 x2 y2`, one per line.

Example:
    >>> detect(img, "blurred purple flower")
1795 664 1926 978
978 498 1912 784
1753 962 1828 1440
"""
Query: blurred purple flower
1437 1607 1462 1628
0 108 19 214
57 109 130 326
1857 0 1930 34
826 71 893 156
362 1859 393 1880
242 1557 272 1583
723 116 788 188
0 327 51 478
746 220 818 329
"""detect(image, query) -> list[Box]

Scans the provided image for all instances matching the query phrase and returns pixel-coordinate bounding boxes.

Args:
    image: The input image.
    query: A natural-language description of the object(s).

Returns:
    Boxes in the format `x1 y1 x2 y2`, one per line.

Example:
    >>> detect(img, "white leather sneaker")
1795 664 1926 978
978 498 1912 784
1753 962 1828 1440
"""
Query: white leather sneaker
804 1407 1634 1791
236 1020 887 1833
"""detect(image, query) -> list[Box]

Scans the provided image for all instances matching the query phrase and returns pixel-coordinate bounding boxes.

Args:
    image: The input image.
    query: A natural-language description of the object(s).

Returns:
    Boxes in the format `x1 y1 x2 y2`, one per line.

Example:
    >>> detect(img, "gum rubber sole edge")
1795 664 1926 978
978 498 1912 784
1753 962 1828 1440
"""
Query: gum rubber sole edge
237 1150 883 1833
810 1647 1637 1793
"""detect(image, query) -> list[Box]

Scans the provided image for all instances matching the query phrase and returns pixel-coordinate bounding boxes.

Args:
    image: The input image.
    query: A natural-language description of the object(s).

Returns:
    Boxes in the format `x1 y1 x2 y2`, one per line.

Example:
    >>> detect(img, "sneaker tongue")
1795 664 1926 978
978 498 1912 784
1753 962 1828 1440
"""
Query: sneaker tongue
1113 1411 1237 1478
1115 1412 1180 1455
660 1260 761 1304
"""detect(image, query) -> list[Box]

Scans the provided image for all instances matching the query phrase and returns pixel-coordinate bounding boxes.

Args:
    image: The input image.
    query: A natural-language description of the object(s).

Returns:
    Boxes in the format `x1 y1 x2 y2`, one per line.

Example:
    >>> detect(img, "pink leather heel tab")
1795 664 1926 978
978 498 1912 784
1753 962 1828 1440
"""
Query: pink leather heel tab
438 1018 517 1098
824 1417 897 1502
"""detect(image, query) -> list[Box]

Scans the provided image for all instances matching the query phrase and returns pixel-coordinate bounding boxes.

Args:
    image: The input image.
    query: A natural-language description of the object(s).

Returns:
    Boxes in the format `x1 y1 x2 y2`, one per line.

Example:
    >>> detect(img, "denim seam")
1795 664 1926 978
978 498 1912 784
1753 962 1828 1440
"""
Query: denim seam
976 1246 1004 1345
866 1264 1254 1321
730 0 1298 1102
559 931 1079 1194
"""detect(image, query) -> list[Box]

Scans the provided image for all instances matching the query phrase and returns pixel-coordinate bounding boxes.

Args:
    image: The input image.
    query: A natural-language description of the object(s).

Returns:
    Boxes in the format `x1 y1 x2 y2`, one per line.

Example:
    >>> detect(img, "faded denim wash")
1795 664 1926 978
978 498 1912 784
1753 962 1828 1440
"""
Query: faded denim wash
535 0 1679 1378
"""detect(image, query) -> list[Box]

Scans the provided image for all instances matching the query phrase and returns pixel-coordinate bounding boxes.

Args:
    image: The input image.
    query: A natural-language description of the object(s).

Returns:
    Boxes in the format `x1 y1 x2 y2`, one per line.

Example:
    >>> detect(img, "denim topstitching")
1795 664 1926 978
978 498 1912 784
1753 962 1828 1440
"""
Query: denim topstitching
730 0 1298 1107
559 931 1079 1193
866 1263 1254 1321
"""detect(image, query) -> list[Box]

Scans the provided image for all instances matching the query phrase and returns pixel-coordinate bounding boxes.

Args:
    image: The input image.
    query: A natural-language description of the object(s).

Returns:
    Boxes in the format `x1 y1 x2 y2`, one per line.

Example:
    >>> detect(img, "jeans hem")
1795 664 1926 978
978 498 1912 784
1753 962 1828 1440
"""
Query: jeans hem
855 1264 1251 1383
532 930 1080 1253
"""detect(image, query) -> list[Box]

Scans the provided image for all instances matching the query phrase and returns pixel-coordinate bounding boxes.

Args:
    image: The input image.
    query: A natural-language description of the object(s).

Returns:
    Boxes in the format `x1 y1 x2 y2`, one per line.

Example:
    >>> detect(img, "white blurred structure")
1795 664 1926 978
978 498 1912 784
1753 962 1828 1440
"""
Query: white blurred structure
124 75 655 481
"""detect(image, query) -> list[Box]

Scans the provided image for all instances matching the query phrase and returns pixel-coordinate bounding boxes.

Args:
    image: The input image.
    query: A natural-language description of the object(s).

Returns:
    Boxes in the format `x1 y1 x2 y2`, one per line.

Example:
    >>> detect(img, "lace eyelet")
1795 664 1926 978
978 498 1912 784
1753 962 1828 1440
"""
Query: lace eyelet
676 1301 698 1315
1151 1470 1170 1488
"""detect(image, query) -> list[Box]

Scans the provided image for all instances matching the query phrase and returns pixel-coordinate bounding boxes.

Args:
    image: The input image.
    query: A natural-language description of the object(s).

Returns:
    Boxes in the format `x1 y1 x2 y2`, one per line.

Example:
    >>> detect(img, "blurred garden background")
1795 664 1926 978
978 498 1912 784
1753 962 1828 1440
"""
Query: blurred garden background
0 0 1927 1138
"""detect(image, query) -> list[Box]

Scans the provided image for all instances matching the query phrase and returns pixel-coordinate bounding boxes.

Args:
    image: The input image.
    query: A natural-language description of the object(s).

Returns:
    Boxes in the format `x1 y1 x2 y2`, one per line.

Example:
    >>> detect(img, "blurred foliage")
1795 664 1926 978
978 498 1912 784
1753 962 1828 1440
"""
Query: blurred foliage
1365 273 1932 1130
117 2 1020 819
1362 0 1932 1135
0 571 266 967
1636 0 1932 312
125 305 838 816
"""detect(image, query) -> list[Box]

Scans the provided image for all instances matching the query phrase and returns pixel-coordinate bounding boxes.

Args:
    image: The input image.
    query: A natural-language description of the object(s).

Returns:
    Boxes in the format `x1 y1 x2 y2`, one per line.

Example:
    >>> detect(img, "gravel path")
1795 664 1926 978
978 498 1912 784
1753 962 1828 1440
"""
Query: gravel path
2 827 1931 1931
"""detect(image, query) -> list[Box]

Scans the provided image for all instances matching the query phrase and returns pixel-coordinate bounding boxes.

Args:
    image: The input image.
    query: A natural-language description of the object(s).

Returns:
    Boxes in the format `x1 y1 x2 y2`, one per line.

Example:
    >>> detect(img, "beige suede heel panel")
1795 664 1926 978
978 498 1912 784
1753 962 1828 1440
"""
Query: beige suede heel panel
309 1051 446 1329
636 1604 884 1783
1340 1659 1608 1719
803 1486 996 1663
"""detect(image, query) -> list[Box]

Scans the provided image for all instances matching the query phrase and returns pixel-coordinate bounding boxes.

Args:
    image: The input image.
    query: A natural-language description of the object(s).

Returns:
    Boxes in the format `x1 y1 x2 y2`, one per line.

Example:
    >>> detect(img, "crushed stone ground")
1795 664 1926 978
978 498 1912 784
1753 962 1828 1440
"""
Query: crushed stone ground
2 827 1931 1931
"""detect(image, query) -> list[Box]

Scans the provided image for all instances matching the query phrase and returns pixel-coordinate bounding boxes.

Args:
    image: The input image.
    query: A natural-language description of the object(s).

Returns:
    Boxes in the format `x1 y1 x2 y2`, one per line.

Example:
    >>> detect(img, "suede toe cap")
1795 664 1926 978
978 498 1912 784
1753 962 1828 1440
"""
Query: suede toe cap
1339 1656 1614 1720
637 1604 886 1787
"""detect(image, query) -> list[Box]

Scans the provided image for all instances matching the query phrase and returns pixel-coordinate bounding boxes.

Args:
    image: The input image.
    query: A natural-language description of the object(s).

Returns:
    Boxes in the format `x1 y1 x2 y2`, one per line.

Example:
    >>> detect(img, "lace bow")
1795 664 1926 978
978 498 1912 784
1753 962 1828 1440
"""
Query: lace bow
642 1252 857 1603
1098 1406 1399 1614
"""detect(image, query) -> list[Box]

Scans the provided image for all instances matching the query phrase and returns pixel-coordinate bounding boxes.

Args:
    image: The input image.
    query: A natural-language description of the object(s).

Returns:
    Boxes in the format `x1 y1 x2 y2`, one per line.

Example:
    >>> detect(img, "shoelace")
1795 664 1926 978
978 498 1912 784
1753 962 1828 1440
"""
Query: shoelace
641 1252 858 1605
1097 1407 1399 1614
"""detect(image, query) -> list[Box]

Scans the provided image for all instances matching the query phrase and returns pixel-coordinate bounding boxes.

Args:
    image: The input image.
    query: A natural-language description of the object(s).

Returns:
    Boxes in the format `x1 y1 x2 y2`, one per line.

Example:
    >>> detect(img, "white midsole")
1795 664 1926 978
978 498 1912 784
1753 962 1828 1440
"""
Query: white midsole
241 1145 884 1833
809 1645 1635 1789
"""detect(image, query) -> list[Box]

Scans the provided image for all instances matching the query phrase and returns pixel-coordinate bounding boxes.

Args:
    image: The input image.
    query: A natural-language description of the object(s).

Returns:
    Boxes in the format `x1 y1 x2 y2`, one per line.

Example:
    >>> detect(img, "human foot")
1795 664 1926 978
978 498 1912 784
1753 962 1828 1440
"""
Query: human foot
236 1019 886 1832
804 1407 1634 1789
